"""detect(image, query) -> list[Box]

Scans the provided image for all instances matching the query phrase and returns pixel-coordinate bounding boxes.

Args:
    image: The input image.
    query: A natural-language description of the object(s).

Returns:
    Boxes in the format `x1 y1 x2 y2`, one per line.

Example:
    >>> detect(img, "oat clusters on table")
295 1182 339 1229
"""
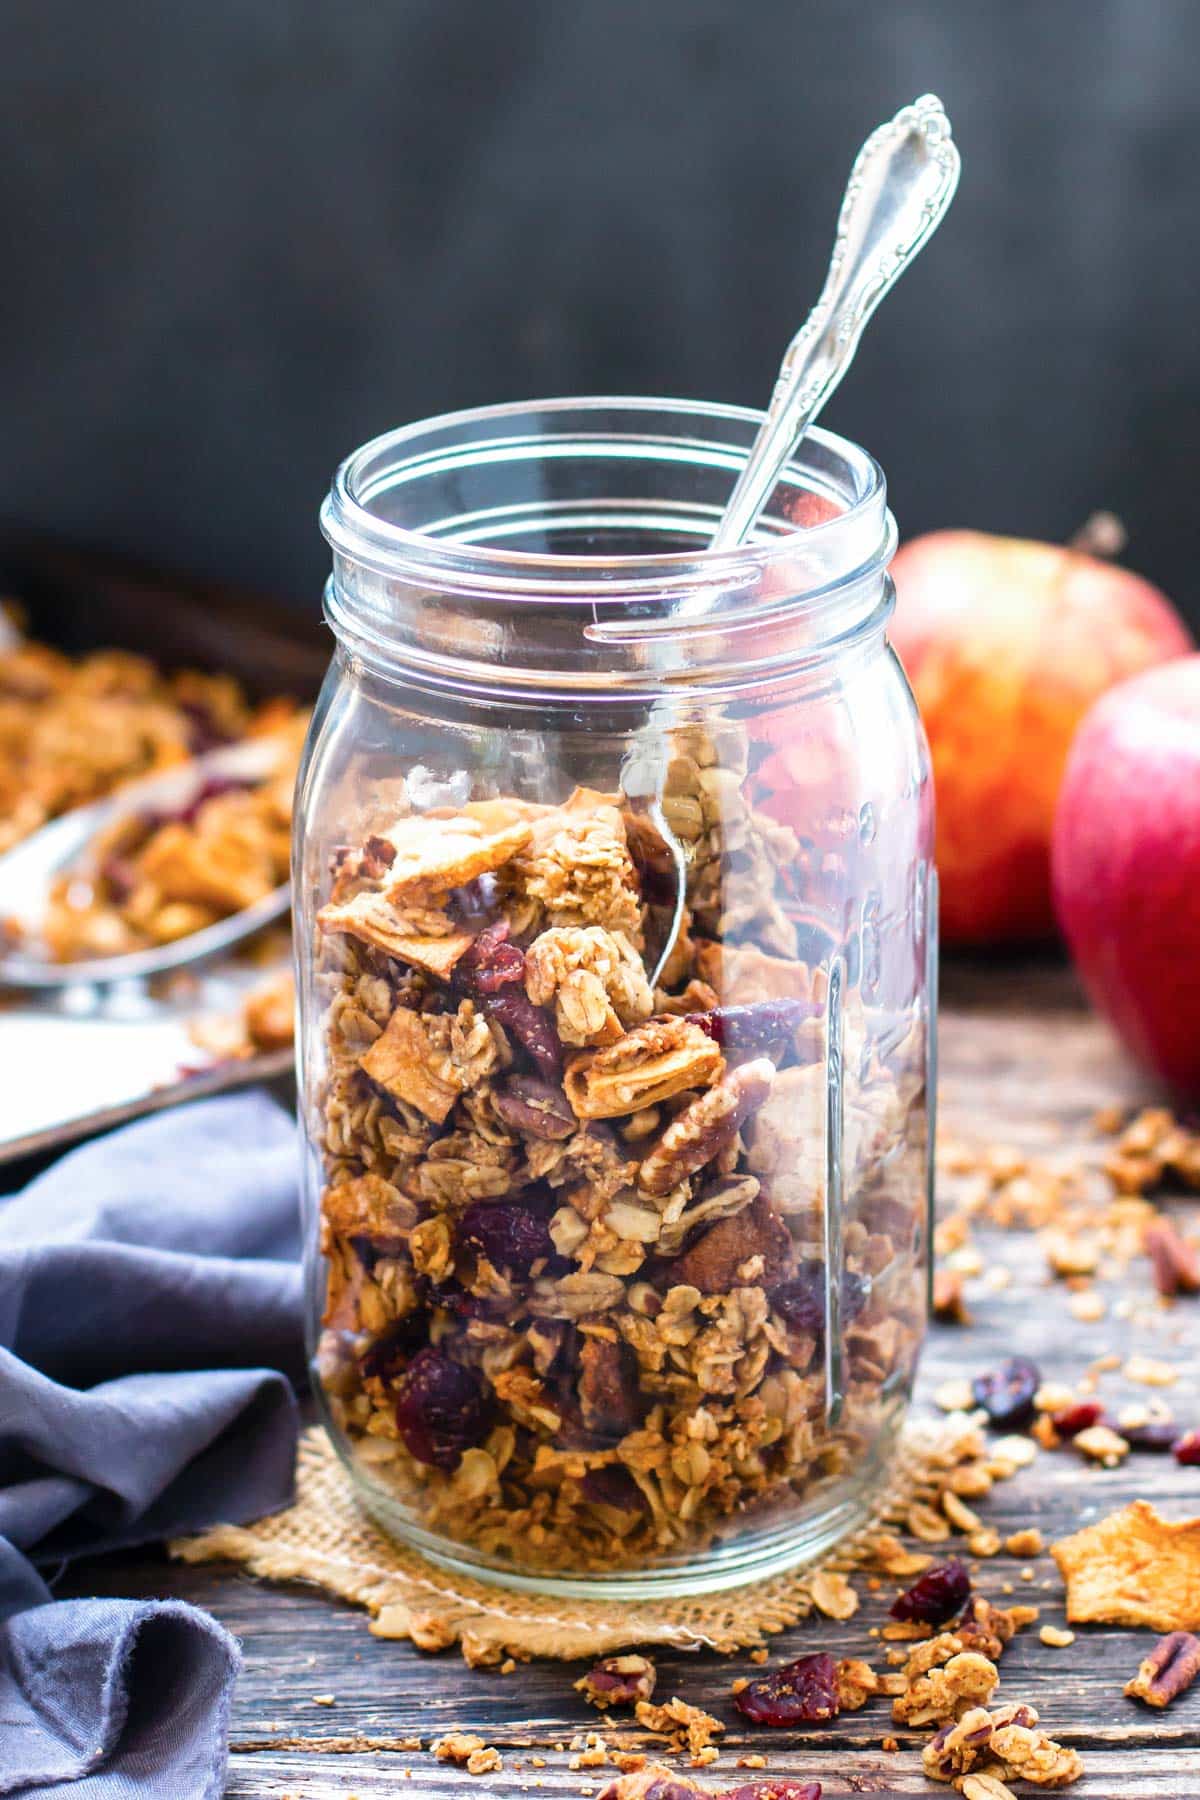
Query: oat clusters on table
309 757 926 1573
0 635 297 855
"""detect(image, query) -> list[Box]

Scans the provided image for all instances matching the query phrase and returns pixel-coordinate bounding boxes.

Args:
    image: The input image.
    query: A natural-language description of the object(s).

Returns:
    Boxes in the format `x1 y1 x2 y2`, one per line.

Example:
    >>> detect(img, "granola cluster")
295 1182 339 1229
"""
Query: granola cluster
308 774 926 1574
0 635 297 855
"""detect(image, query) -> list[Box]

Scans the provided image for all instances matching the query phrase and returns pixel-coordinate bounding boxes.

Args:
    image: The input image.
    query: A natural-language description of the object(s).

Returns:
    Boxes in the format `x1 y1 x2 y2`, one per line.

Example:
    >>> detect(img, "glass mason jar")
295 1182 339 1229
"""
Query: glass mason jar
297 398 935 1597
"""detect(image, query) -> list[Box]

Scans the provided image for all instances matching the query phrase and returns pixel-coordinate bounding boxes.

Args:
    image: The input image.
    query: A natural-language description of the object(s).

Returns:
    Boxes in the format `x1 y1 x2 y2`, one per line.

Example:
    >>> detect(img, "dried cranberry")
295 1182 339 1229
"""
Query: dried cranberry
719 1785 822 1800
457 1199 554 1275
145 776 255 835
348 1232 407 1271
99 854 138 902
733 1651 839 1727
179 700 234 754
359 1314 426 1384
769 1261 871 1335
972 1356 1040 1429
688 998 818 1055
1124 1420 1185 1453
458 919 526 992
482 988 563 1080
1174 1429 1200 1466
427 1280 503 1320
1050 1400 1105 1438
393 1347 488 1469
580 1465 648 1514
890 1558 971 1625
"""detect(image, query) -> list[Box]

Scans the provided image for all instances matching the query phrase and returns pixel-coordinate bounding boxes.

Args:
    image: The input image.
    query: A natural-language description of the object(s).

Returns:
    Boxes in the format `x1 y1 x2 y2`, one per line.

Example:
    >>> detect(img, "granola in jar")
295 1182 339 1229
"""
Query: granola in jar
307 777 926 1578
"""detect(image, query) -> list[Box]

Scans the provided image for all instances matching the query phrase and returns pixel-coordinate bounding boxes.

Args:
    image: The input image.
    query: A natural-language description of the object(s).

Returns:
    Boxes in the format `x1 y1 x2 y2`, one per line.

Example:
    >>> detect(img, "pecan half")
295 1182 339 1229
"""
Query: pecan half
1144 1218 1200 1297
1124 1630 1200 1707
492 1073 577 1139
670 1194 792 1296
578 1335 642 1437
638 1058 775 1197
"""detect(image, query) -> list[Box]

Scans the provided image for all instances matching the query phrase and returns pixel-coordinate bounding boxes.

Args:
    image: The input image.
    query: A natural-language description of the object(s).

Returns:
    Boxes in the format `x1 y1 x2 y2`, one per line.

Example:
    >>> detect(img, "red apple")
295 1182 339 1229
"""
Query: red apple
890 526 1191 944
1053 655 1200 1095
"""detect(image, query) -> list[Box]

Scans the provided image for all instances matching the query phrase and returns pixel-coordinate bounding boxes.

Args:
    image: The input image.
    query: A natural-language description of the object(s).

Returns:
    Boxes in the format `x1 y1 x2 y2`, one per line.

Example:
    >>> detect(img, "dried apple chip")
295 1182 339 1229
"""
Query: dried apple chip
318 889 474 978
1051 1499 1200 1632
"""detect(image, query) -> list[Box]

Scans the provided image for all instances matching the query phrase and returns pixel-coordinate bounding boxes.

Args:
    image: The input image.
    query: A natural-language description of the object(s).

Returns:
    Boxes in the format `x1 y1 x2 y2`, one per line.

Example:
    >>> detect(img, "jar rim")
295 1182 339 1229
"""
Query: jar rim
320 395 888 597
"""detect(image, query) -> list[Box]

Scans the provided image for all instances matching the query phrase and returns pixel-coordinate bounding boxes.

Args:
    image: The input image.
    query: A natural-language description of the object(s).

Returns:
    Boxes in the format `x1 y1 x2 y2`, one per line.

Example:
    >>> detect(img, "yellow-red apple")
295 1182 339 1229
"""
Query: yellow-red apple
889 527 1191 943
1053 655 1200 1095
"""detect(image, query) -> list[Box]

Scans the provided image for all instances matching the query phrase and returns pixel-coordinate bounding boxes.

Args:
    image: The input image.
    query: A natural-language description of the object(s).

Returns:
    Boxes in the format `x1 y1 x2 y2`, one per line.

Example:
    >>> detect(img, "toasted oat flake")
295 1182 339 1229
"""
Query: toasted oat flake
1123 1353 1177 1387
809 1569 860 1620
989 1435 1037 1468
935 1378 976 1413
1073 1424 1129 1464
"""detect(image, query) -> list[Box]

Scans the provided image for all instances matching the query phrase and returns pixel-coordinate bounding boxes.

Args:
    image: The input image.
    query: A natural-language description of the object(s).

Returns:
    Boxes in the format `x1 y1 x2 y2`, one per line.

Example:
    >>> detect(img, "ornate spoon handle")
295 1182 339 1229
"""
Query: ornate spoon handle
710 93 960 551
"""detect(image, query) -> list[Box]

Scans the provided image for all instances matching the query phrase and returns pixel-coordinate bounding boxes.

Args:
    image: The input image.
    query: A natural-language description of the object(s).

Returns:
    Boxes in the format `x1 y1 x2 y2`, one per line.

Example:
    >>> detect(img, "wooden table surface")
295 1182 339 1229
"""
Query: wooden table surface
62 962 1200 1799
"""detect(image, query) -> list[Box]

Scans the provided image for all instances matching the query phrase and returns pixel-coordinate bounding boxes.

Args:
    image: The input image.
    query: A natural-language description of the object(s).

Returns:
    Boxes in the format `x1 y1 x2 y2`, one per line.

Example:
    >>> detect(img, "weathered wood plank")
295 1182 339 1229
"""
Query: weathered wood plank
221 1746 1200 1799
55 964 1200 1796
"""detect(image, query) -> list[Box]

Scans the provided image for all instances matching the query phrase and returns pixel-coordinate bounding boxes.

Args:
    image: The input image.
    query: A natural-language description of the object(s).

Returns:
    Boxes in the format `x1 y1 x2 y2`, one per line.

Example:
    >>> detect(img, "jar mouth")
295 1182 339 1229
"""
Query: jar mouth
322 396 888 592
320 398 896 692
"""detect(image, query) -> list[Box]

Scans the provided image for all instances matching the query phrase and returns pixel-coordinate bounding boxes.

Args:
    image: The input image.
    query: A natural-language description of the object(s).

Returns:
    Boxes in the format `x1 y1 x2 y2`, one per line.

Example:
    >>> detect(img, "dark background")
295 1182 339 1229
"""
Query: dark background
2 0 1197 623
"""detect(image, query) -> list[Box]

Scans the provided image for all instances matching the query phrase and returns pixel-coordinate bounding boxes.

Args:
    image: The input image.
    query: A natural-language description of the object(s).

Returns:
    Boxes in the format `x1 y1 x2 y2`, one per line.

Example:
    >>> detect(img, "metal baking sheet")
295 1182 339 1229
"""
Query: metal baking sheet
0 956 294 1165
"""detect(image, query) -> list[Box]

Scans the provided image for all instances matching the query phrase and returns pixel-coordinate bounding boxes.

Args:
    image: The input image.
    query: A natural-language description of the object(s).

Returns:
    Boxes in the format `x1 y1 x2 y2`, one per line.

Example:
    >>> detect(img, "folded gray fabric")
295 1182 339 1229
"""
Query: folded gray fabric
0 1092 304 1797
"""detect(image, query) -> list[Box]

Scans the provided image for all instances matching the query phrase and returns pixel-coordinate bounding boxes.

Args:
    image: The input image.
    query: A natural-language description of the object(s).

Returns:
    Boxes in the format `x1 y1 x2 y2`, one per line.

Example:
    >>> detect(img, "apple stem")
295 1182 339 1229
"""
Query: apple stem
1068 511 1127 559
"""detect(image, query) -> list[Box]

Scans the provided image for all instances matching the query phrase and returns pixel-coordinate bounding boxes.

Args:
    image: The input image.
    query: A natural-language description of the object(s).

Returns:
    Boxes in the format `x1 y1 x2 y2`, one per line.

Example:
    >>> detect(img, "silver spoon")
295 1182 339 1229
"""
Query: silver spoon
636 94 959 984
0 737 293 989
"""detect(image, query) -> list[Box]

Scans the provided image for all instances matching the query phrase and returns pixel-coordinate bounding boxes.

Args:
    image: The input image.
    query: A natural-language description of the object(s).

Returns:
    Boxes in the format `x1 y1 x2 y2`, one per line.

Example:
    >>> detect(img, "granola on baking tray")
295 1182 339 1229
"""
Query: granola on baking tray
307 768 927 1573
0 632 300 855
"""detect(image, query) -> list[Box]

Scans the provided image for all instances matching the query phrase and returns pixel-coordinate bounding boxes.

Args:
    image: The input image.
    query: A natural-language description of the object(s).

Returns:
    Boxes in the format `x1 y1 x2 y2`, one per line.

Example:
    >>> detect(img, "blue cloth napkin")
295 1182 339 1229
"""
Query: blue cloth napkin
0 1092 304 1797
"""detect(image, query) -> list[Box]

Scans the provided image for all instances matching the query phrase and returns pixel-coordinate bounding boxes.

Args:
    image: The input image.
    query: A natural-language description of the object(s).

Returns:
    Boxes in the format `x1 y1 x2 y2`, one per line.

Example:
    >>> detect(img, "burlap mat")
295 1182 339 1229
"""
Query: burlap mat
172 1418 978 1663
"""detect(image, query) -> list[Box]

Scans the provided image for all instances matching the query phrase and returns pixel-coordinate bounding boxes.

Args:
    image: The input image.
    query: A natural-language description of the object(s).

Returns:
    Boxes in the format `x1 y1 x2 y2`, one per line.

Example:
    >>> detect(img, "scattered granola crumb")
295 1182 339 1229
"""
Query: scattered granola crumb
881 1735 899 1753
736 1753 767 1768
1068 1289 1106 1323
1040 1625 1075 1648
634 1696 723 1760
576 1655 657 1709
933 1267 971 1323
749 1648 769 1665
969 1529 1002 1558
730 1678 749 1696
1004 1528 1043 1557
310 1694 336 1706
466 1747 503 1776
433 1733 486 1764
